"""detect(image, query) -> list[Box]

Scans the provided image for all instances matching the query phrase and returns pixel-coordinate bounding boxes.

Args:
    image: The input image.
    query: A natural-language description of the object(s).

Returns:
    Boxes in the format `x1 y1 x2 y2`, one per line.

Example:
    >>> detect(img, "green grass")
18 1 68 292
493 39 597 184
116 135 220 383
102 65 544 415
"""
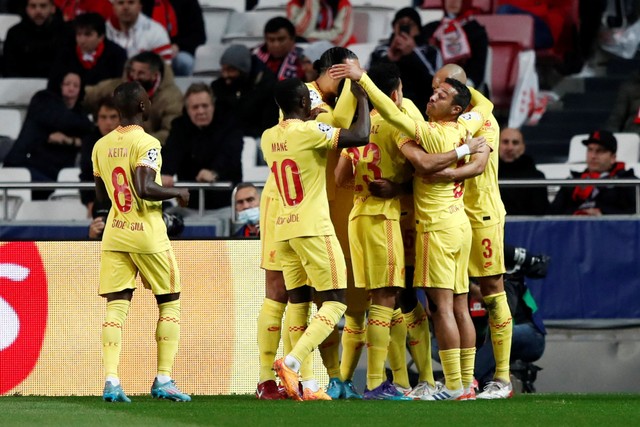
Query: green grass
1 394 640 426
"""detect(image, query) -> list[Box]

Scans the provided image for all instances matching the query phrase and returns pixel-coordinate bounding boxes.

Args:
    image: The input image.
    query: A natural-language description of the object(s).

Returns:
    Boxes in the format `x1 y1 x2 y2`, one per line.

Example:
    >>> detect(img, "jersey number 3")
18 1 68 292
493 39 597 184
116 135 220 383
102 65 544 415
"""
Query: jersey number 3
112 166 132 213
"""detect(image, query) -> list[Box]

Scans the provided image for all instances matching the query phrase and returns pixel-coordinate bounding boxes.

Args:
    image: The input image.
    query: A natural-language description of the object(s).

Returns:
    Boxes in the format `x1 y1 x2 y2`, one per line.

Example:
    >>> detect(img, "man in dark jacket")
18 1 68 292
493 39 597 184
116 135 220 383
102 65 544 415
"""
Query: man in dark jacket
498 128 549 215
161 83 244 211
210 44 279 139
549 130 638 215
3 0 69 77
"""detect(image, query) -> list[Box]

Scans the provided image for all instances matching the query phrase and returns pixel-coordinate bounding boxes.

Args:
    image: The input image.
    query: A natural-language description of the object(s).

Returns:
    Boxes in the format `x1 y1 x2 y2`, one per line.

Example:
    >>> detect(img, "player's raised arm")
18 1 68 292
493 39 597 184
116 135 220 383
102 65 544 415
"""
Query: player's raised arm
335 82 370 148
459 86 494 135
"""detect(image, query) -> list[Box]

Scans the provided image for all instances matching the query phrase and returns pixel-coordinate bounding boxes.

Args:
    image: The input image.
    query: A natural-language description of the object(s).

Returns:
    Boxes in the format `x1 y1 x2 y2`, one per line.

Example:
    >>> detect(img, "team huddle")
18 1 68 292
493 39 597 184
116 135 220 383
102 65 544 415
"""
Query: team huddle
256 46 512 401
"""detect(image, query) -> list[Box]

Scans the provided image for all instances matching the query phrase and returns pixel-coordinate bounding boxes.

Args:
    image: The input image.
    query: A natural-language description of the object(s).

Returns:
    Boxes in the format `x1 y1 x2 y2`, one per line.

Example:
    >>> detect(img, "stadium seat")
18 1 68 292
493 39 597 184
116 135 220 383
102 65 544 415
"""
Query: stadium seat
417 8 444 26
420 0 493 13
0 166 31 220
351 5 394 43
253 0 287 10
474 14 534 111
351 0 412 7
348 42 377 68
567 133 640 164
0 13 20 51
198 0 244 11
536 162 586 201
0 78 47 108
201 7 235 45
0 108 22 140
192 44 227 76
48 167 81 201
222 10 285 43
14 199 88 222
241 136 269 182
174 76 215 93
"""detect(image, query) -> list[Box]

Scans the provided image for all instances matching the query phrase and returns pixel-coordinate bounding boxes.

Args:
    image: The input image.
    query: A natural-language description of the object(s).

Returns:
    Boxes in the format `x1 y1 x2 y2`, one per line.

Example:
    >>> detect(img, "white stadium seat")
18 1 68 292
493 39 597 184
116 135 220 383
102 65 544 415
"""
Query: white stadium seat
567 133 640 164
0 108 23 140
0 78 47 108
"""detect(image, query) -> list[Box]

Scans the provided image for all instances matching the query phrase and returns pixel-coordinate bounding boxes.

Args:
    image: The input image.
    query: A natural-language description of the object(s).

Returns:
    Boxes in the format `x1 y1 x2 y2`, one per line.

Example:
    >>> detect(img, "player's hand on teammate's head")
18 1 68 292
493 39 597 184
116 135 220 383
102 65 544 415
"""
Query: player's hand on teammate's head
329 61 363 81
466 132 487 154
176 188 190 207
309 107 328 120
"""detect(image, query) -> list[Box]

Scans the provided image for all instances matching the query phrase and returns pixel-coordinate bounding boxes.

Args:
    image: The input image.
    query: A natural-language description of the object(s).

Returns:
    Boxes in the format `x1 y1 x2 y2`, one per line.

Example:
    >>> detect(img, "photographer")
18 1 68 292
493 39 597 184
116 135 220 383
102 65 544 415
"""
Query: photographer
472 244 550 391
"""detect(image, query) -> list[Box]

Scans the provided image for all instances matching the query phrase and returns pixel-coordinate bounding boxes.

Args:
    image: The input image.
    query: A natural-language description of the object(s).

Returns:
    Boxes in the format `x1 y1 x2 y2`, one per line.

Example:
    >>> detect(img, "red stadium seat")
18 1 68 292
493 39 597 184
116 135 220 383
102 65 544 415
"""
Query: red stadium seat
420 0 493 13
475 14 534 111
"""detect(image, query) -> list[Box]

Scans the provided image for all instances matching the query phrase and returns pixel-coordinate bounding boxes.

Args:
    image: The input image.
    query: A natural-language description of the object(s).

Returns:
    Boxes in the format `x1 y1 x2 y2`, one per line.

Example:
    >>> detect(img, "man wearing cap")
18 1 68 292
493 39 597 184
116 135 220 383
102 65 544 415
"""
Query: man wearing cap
549 130 637 215
210 44 279 138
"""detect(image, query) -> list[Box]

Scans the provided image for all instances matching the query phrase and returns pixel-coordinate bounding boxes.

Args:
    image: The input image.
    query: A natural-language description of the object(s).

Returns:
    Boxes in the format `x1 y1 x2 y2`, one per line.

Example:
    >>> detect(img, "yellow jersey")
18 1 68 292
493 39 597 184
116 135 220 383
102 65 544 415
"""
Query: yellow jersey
92 125 170 253
261 119 341 241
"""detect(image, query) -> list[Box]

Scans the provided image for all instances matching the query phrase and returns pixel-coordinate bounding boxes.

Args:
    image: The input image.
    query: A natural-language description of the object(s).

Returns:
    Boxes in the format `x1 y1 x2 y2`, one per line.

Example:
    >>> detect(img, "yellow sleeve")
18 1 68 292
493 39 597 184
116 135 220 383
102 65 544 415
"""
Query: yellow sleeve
359 73 419 142
458 87 494 135
401 97 424 121
331 79 357 129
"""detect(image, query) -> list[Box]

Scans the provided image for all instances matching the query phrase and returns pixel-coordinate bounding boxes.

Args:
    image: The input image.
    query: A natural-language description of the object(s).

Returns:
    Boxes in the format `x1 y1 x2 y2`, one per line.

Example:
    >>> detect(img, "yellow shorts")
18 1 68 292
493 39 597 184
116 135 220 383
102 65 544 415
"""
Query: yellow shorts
99 249 181 296
260 194 281 271
468 222 506 277
279 234 347 292
414 221 471 294
349 215 405 290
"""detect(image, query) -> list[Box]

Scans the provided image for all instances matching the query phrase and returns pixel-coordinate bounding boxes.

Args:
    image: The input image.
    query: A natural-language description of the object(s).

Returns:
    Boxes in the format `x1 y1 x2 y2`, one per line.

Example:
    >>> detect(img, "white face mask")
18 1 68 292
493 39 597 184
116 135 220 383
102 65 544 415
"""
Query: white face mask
237 206 260 225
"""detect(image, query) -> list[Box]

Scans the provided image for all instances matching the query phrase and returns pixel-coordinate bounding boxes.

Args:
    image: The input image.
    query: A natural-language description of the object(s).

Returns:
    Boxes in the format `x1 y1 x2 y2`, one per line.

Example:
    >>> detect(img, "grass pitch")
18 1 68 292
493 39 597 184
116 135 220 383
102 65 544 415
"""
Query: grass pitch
1 394 639 426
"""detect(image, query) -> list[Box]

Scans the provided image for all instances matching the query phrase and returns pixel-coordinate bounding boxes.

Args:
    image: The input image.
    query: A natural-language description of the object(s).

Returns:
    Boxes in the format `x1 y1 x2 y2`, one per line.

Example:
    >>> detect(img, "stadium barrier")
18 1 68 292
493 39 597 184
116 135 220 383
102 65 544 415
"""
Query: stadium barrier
0 240 328 396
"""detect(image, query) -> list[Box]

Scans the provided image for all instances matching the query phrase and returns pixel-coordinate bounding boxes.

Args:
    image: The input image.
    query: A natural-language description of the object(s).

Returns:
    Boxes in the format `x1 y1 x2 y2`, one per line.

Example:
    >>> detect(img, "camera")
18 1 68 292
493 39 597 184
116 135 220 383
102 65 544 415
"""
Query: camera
163 211 185 237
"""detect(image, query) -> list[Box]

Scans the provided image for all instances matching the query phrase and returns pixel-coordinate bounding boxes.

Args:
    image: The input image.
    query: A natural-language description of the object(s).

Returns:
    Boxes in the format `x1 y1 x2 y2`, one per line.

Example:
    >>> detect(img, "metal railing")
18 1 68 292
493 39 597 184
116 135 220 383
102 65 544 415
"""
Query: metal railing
2 178 640 221
0 181 235 221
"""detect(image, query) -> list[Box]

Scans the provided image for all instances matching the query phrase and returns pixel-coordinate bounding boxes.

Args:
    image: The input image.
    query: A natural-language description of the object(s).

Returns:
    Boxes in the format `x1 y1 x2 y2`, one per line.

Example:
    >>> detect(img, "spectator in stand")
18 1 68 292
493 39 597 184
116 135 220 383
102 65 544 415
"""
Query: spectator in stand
495 0 562 50
423 0 488 93
52 12 127 87
79 97 120 215
606 71 640 134
300 40 334 82
370 7 442 119
287 0 355 47
3 0 69 77
106 0 173 63
232 182 260 238
54 0 113 21
84 51 183 145
549 130 638 215
3 71 93 199
142 0 206 77
161 83 244 212
210 44 279 139
498 127 549 215
253 16 305 81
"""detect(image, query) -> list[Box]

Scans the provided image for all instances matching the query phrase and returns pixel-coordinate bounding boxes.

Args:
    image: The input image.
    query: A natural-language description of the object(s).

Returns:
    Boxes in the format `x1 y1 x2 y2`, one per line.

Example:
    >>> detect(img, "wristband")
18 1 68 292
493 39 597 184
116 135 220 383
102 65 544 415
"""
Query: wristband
455 144 470 159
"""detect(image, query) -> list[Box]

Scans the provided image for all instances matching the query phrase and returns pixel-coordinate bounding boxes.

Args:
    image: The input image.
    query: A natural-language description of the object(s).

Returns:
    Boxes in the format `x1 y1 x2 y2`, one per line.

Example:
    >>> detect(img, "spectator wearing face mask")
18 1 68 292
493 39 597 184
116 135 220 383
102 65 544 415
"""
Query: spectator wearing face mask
232 182 260 237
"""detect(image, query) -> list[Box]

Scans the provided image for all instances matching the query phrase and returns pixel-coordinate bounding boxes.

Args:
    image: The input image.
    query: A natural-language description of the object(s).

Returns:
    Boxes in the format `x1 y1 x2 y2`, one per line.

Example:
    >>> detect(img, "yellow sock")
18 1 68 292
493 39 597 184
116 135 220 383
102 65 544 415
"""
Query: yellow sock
283 305 292 355
439 348 462 391
484 291 513 383
289 301 346 371
366 305 393 390
460 347 476 389
319 326 341 379
257 298 286 383
156 300 180 377
405 303 435 386
286 302 313 381
102 300 130 379
340 311 366 381
388 308 409 389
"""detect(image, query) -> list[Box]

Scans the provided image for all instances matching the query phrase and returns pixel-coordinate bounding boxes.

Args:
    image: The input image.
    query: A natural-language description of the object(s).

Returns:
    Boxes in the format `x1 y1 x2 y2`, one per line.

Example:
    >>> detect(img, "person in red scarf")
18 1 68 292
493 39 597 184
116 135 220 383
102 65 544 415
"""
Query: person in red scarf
253 16 305 81
549 130 638 215
51 12 127 86
54 0 112 21
423 0 488 93
287 0 355 47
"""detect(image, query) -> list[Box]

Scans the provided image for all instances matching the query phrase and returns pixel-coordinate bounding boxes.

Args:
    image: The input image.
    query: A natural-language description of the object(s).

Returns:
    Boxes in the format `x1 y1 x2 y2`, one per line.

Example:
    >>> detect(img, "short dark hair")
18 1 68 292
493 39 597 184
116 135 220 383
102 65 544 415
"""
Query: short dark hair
130 51 165 78
445 77 471 114
275 78 307 115
264 16 296 38
235 182 258 193
367 62 401 97
95 96 117 117
113 82 145 118
314 46 358 75
73 12 106 37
